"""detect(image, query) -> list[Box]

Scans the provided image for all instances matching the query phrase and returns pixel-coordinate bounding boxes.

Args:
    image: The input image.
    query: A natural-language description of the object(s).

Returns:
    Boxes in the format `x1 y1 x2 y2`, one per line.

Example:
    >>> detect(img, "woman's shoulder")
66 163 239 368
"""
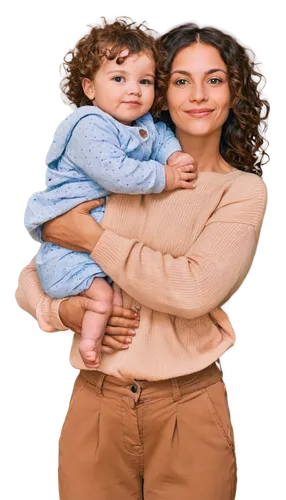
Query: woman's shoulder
199 167 269 199
230 169 267 204
196 168 267 229
213 169 268 229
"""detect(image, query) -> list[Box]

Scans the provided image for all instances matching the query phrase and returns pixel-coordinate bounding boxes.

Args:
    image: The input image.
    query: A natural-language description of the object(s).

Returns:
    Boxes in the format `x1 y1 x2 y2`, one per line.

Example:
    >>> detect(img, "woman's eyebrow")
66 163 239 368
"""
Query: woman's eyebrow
170 69 227 76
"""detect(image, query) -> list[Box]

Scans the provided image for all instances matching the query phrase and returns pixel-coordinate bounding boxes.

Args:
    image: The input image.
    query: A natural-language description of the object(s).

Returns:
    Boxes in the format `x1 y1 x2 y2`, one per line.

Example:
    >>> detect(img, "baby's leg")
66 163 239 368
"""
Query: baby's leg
80 279 113 369
112 282 123 307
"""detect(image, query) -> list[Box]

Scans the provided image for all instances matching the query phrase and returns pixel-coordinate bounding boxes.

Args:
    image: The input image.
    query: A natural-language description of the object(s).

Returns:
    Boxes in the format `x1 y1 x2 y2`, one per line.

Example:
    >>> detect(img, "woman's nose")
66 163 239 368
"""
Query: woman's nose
189 84 208 103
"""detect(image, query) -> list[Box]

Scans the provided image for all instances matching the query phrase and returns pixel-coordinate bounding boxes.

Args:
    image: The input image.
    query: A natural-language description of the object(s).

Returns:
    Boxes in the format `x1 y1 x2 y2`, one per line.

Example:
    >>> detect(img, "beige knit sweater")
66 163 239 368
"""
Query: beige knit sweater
16 169 267 380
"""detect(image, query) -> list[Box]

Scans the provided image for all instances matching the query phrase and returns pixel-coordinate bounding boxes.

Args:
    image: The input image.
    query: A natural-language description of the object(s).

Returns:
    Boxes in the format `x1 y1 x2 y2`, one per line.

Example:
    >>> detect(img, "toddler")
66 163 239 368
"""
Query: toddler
25 18 197 369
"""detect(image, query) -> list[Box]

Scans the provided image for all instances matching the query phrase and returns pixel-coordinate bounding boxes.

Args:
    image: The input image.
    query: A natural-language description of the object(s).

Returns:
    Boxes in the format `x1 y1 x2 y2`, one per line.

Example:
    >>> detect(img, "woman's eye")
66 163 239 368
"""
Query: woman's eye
208 77 222 84
175 79 189 86
112 76 124 83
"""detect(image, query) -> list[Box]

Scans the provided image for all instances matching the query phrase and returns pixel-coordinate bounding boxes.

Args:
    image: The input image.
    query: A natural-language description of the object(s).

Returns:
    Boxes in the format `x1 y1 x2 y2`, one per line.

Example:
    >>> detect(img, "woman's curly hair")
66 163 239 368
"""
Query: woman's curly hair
156 23 270 176
60 17 167 116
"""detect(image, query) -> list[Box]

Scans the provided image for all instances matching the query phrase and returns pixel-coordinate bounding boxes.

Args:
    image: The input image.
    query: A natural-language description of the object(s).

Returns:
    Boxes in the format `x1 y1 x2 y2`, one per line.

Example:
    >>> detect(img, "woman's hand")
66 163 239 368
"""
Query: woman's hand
42 199 105 253
59 296 140 353
102 305 140 353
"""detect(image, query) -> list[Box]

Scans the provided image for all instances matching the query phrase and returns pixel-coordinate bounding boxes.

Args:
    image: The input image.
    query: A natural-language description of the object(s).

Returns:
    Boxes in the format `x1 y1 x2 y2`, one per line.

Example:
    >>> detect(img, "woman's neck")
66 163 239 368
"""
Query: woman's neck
176 128 233 174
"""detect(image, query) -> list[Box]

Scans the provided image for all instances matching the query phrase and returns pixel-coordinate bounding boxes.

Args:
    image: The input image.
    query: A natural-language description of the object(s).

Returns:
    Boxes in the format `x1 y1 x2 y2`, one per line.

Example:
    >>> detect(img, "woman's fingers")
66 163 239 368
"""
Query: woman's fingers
101 346 114 354
102 335 131 350
103 334 134 345
101 344 129 354
107 316 140 329
107 304 140 329
111 304 140 319
77 198 105 213
60 294 140 340
105 324 137 336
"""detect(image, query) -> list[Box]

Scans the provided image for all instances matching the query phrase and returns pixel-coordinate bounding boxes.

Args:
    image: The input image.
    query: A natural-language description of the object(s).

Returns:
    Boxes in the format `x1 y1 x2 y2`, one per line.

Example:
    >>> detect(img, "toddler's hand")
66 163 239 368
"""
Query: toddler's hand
168 151 198 176
164 164 197 191
167 151 197 171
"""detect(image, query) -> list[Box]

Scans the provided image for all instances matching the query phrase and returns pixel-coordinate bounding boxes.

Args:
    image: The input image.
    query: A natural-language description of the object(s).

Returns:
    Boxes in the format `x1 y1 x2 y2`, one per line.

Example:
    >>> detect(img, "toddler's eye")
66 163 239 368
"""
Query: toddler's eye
112 76 124 83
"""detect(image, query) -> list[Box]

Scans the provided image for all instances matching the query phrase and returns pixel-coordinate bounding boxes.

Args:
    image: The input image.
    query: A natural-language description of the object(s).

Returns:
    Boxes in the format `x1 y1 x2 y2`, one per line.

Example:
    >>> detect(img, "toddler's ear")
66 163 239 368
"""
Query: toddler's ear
82 78 95 101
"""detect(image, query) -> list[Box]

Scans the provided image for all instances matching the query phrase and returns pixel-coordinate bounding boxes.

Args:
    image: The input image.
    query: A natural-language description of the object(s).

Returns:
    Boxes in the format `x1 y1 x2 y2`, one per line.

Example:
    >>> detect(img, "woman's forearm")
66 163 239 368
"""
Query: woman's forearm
90 222 258 319
88 174 267 319
15 257 68 331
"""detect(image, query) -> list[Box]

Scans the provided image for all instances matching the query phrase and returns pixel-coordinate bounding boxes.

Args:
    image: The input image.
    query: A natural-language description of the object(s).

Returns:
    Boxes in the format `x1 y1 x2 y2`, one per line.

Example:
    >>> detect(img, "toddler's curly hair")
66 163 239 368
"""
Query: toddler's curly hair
58 15 165 116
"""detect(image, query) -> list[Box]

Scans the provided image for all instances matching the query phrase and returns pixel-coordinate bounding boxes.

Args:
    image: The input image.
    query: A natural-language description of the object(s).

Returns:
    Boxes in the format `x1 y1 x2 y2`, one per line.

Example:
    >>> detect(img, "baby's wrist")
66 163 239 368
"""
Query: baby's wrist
164 165 175 191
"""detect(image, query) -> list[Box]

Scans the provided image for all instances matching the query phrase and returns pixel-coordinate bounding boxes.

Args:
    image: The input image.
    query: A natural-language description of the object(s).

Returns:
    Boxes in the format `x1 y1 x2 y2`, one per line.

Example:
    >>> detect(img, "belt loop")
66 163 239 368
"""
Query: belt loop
95 372 106 396
216 358 223 377
171 378 181 402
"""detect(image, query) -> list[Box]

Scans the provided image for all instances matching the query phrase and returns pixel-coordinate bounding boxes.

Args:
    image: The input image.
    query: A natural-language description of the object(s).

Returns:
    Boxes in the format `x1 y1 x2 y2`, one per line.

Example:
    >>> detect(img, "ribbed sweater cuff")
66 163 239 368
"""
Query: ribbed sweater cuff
36 296 69 331
90 229 135 275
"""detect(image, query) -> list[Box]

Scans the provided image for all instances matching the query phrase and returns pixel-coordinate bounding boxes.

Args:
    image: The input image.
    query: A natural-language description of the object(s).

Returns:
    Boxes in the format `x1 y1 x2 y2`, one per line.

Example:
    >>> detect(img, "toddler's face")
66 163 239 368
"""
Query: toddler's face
83 49 155 125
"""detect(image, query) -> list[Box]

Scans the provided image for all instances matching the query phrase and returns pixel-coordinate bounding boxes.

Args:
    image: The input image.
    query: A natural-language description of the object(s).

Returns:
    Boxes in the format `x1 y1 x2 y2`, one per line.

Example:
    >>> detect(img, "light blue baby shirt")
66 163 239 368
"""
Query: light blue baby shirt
25 105 181 241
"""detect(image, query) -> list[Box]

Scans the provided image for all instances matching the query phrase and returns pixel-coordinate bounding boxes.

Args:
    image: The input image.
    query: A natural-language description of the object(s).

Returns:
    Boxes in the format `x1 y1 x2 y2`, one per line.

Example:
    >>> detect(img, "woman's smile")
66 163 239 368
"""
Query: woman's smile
184 108 215 118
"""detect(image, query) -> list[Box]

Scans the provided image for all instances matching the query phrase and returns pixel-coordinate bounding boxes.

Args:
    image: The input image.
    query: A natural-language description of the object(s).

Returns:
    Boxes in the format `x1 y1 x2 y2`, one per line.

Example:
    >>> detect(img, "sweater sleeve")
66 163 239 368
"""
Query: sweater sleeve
90 174 267 319
15 257 68 332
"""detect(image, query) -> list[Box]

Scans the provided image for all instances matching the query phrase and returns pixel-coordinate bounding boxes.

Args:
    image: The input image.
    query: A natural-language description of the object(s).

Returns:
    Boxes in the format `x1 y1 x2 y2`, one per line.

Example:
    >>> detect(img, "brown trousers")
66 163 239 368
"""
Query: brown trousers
58 362 237 500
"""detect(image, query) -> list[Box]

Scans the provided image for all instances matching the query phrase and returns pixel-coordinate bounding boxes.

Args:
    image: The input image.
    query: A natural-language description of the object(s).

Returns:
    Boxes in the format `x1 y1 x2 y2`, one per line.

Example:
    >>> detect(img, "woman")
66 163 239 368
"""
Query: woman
16 23 269 500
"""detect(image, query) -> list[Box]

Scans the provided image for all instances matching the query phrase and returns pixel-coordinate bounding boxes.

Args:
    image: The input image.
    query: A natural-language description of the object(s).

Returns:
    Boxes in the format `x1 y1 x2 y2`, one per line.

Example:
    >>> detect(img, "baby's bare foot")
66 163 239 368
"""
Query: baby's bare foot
79 338 102 369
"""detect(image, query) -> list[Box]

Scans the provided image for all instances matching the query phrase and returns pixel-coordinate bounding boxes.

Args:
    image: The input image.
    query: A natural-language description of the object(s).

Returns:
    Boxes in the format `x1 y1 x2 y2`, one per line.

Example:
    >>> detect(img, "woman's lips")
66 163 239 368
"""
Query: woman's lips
185 108 214 118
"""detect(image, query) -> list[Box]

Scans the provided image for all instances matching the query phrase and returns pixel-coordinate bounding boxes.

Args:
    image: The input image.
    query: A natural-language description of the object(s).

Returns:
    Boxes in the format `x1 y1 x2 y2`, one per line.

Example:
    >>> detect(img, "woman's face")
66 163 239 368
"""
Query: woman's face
166 43 231 138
